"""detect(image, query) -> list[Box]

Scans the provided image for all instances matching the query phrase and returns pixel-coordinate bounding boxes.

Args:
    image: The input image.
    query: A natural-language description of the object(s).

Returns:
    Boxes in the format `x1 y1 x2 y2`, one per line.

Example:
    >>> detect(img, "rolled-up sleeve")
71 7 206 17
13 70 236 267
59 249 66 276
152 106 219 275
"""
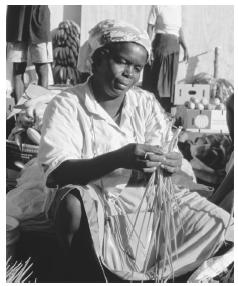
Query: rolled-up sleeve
38 93 83 183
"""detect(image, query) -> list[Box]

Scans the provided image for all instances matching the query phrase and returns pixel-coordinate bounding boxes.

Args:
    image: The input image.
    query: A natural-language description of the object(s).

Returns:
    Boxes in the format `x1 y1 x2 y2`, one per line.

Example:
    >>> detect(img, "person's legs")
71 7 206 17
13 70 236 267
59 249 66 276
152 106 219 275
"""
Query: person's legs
156 52 179 113
7 42 28 103
30 42 53 88
34 63 48 87
13 62 27 103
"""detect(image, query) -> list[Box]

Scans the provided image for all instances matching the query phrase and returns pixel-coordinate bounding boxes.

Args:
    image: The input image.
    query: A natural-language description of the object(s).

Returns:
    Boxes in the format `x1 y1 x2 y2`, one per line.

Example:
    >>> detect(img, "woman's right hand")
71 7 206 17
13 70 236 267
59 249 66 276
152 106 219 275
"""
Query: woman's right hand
117 143 165 173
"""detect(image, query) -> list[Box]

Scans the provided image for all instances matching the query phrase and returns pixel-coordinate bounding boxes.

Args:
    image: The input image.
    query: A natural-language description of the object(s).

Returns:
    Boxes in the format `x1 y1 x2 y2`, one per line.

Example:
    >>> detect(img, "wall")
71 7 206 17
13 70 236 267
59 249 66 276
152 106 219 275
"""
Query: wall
80 5 150 43
49 5 81 31
179 5 234 84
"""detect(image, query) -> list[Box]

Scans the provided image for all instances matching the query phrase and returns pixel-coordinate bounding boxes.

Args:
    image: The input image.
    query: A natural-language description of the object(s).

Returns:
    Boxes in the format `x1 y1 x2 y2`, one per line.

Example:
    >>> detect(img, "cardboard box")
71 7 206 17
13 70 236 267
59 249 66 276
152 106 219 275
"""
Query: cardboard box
173 84 210 105
175 106 228 133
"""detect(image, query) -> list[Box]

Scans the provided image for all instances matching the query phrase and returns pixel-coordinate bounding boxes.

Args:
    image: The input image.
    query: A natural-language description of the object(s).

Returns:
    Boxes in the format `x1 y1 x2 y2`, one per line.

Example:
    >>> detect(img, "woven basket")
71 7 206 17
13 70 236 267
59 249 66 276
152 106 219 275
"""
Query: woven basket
6 140 39 169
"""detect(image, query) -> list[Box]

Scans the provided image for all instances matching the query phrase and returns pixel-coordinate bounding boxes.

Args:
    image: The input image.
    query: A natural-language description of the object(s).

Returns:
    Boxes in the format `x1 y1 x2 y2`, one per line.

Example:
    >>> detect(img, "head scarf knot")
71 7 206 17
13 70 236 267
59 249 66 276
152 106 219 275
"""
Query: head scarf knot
77 19 151 74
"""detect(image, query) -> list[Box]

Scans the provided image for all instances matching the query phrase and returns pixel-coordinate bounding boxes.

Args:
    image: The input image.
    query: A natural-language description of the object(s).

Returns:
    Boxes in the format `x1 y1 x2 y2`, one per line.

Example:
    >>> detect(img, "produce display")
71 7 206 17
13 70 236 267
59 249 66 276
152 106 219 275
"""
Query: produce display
184 96 226 111
214 78 234 104
174 75 231 132
189 73 234 105
8 115 41 147
52 20 81 85
8 92 57 147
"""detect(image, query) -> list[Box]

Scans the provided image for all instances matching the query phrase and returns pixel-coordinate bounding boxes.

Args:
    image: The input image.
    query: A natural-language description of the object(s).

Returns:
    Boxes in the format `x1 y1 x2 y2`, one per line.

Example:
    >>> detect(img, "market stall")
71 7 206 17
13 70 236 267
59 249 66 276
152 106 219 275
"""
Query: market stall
6 6 234 283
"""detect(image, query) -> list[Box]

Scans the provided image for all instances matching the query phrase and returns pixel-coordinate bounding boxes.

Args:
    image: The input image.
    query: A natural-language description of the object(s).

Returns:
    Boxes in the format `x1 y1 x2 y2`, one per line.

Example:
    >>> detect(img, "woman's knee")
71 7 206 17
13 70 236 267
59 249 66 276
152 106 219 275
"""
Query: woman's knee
56 192 82 234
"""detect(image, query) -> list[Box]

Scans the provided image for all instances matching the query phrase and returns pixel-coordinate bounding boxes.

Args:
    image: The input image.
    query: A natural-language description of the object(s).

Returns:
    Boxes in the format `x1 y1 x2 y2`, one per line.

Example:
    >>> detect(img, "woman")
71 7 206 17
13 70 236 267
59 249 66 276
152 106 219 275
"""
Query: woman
7 20 232 282
142 5 189 112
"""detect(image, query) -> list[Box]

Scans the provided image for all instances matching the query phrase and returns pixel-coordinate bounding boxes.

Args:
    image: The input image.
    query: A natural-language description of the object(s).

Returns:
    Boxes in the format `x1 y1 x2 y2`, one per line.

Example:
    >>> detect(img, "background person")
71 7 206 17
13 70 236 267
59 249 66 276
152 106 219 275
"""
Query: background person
6 5 53 103
143 5 189 112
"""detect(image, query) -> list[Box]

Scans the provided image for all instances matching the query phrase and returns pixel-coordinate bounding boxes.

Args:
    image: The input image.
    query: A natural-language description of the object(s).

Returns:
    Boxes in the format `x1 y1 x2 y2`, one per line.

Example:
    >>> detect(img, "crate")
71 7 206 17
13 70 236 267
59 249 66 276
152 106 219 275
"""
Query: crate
6 140 39 170
173 84 210 105
175 106 229 133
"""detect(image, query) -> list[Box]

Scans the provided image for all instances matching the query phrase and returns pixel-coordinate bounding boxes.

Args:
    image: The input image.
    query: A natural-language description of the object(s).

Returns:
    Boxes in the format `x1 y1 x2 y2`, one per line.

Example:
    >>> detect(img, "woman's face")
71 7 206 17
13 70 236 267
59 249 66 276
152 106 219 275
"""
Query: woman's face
93 42 148 98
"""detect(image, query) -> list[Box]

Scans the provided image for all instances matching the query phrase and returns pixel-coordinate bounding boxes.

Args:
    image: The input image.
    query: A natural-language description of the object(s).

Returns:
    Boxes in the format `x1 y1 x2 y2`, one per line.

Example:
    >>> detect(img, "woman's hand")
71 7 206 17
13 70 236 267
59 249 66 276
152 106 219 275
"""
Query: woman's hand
117 143 167 173
160 151 183 174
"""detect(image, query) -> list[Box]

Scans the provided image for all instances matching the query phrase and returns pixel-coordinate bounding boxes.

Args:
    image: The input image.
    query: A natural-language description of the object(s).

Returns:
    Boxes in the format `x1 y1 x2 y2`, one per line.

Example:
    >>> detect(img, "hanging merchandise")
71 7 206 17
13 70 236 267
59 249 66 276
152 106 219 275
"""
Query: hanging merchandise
52 20 81 85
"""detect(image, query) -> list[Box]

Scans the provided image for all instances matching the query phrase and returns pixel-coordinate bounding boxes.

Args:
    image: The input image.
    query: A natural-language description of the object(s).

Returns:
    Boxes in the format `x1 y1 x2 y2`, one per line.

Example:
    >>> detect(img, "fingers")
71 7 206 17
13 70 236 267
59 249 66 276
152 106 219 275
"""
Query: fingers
136 158 180 174
161 165 180 174
131 145 182 175
145 152 182 166
143 167 157 173
160 152 182 174
136 158 161 170
140 159 179 174
140 145 164 156
164 152 182 161
144 152 165 163
134 145 163 162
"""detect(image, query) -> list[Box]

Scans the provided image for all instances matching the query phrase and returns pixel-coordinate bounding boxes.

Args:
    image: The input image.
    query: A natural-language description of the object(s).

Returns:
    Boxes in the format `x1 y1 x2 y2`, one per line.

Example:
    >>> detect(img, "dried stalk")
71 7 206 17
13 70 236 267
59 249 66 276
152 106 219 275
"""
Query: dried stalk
6 257 35 283
130 123 183 282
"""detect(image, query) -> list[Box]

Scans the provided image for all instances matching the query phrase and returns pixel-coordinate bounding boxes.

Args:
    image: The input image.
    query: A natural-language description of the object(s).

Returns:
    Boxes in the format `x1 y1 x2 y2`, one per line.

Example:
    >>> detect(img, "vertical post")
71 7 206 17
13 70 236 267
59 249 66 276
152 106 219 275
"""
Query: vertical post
214 47 219 79
211 47 219 99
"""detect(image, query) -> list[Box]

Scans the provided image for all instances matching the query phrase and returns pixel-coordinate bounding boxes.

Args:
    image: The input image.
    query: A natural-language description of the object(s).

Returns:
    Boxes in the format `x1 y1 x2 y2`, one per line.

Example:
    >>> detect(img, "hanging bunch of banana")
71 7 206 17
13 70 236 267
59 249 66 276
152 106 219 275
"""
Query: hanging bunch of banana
52 20 81 85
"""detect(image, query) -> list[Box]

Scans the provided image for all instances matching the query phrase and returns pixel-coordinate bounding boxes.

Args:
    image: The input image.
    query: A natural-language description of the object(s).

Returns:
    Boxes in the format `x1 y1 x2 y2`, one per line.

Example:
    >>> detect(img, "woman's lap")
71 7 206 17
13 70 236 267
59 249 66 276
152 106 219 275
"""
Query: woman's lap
47 184 233 280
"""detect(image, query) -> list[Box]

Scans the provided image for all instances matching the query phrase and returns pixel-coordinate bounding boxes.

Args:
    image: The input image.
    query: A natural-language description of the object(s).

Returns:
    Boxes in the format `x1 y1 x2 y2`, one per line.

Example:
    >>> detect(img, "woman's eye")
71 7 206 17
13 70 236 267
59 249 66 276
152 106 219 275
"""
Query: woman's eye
112 55 127 64
135 66 142 73
120 60 127 65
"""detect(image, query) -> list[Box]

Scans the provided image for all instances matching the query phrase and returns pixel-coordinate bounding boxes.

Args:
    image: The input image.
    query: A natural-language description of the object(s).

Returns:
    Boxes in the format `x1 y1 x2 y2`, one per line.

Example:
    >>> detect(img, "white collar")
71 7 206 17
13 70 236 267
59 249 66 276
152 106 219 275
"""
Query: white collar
83 80 139 131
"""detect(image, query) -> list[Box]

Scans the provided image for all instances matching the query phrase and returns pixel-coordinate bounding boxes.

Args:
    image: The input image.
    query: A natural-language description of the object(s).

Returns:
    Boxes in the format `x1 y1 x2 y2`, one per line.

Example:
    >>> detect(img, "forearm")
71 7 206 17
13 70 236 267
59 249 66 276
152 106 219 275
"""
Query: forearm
47 149 123 187
179 28 187 51
147 24 154 40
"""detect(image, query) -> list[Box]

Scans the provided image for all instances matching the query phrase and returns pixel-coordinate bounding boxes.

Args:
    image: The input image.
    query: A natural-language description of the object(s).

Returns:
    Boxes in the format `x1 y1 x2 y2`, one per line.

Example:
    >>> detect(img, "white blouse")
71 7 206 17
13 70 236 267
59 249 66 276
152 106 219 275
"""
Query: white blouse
148 5 182 37
39 81 174 191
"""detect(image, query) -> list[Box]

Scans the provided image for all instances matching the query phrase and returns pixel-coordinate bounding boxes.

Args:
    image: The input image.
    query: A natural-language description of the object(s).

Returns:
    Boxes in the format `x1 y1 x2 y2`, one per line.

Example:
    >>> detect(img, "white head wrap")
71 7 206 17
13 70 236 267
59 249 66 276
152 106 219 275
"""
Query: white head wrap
77 19 151 74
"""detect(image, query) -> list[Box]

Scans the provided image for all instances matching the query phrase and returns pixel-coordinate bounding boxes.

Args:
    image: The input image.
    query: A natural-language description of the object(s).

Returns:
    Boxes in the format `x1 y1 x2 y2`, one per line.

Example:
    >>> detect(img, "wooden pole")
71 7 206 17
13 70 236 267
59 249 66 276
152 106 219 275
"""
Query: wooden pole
214 47 219 79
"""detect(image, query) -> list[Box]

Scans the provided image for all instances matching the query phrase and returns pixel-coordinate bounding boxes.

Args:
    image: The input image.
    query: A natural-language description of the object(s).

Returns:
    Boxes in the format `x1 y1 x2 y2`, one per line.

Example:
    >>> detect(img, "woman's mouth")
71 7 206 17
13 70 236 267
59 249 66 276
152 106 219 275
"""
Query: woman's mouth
114 80 131 90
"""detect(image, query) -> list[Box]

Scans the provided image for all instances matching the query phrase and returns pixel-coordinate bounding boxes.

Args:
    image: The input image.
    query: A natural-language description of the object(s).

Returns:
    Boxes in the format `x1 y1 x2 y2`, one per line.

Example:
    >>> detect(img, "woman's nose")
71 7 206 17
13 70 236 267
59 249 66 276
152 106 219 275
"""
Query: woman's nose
123 65 134 78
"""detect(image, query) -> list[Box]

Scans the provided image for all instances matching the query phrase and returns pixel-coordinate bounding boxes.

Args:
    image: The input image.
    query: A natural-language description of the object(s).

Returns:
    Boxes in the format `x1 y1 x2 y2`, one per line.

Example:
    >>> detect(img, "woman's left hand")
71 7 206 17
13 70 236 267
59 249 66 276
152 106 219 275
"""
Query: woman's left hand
160 151 182 174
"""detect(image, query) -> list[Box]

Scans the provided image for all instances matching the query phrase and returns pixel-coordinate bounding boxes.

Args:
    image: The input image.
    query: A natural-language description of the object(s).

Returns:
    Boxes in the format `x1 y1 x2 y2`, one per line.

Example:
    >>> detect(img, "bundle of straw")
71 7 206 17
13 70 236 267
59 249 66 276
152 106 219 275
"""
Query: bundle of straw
6 257 35 283
130 123 183 282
